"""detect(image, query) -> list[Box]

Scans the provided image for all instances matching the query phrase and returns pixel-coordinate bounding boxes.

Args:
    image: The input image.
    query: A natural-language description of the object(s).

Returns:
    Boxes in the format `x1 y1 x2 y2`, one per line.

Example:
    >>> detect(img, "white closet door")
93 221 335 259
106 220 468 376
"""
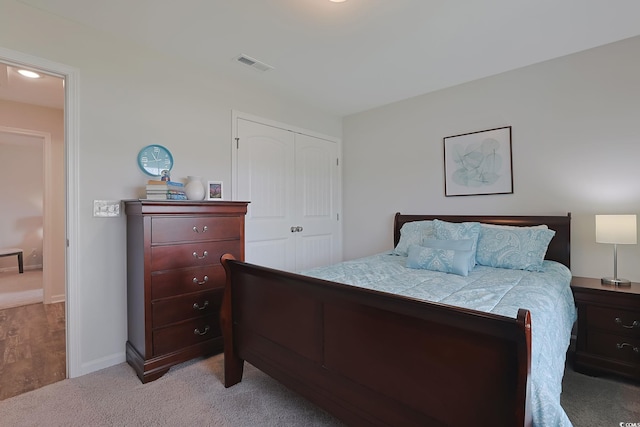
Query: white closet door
236 118 296 271
294 133 340 271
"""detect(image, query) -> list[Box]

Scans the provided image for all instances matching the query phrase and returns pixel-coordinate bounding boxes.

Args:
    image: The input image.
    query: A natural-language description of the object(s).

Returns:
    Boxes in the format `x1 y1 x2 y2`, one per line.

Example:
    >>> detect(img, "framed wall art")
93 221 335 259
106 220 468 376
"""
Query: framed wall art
443 126 513 197
207 181 223 200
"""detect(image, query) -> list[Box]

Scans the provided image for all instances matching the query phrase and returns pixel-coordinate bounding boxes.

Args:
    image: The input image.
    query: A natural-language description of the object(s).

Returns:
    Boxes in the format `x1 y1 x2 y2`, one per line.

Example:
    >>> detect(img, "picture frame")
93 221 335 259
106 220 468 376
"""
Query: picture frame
207 181 223 200
443 126 513 197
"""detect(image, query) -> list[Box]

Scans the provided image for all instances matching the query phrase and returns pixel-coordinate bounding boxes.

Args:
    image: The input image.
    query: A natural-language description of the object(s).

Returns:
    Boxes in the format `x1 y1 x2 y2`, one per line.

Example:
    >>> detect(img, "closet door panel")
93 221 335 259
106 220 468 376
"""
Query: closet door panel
237 118 296 271
295 133 340 271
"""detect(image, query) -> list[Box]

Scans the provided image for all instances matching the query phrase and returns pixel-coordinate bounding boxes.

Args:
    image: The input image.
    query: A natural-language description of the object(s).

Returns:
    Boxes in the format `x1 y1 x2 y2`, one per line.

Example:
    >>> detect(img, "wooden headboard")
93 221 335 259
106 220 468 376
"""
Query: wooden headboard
393 213 571 269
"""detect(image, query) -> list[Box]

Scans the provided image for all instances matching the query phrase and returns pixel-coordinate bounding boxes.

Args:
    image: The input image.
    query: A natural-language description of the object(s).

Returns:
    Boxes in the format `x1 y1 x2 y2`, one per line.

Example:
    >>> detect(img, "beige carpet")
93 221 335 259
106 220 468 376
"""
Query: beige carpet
1 350 639 426
0 354 343 427
0 270 43 310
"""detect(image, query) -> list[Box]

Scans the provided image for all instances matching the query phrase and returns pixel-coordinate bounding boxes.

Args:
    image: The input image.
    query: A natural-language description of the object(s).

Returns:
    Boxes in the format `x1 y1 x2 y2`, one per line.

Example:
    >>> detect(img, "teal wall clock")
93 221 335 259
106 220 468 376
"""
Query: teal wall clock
137 144 174 177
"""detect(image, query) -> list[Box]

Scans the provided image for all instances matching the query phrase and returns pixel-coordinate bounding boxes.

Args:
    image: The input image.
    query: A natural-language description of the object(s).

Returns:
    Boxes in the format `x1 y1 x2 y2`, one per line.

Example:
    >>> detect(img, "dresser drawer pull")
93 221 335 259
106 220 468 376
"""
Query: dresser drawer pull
194 326 210 336
616 342 640 353
192 250 209 260
192 275 209 285
614 318 640 329
192 225 208 233
193 301 209 311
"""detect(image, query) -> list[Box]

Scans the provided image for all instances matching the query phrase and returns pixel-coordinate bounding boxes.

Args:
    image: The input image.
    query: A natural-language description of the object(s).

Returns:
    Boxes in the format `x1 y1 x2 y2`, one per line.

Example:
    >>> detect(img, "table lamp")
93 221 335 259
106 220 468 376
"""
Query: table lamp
595 214 637 286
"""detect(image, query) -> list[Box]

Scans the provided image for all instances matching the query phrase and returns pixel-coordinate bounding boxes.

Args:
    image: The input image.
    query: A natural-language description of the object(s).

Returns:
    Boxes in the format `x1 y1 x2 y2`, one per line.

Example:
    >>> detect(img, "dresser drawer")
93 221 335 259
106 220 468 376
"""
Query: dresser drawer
151 240 241 271
153 316 220 356
585 305 640 337
586 331 640 364
152 289 223 328
151 216 243 244
151 265 225 300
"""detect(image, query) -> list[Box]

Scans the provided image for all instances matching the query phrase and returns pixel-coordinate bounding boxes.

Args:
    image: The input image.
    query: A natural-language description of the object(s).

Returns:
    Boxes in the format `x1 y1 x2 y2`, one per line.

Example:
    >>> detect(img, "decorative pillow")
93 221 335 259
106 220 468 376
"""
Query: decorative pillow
475 224 556 271
432 220 481 269
393 220 435 256
406 239 474 276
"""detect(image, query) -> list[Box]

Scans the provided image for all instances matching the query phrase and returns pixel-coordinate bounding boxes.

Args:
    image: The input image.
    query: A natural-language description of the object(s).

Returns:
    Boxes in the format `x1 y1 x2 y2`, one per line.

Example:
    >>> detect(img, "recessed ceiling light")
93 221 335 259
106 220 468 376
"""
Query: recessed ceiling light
17 69 42 79
329 0 347 2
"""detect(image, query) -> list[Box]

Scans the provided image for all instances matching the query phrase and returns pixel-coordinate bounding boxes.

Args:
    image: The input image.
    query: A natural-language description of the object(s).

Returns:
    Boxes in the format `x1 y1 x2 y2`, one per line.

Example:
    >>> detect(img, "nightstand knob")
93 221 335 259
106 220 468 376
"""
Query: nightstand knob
616 342 640 353
614 317 640 329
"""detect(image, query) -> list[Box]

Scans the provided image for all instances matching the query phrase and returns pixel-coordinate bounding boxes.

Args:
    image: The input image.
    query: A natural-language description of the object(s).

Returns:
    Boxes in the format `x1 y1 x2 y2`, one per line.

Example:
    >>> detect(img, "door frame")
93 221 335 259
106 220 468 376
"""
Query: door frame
0 126 54 301
0 46 81 378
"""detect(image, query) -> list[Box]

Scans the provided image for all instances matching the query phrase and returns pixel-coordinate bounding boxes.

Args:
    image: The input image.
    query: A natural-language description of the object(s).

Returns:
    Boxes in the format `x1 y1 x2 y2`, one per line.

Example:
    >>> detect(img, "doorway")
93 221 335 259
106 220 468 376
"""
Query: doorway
0 46 81 381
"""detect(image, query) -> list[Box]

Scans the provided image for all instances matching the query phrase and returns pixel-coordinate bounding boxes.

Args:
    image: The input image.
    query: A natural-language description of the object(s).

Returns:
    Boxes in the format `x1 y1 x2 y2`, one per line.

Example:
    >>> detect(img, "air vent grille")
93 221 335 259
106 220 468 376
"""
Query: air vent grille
235 54 274 72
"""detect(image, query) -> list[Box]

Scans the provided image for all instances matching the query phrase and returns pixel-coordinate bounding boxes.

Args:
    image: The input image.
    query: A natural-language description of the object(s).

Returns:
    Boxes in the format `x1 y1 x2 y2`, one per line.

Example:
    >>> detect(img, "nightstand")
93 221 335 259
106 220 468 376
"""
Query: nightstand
571 276 640 382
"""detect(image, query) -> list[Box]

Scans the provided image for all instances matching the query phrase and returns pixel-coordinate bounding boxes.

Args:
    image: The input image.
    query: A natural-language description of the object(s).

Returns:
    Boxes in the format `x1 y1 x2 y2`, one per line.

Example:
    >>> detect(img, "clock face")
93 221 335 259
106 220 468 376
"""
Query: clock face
137 145 174 176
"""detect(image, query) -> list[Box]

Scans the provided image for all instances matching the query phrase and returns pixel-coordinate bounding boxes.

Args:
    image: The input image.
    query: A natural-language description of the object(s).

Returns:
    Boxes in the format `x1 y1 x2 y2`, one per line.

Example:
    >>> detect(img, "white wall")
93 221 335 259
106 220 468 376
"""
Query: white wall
0 0 341 375
343 35 640 282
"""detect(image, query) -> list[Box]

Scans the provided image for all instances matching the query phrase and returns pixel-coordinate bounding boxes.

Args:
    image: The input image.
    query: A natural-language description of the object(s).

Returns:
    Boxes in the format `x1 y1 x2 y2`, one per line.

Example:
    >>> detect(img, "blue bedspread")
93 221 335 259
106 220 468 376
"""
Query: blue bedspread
303 252 577 426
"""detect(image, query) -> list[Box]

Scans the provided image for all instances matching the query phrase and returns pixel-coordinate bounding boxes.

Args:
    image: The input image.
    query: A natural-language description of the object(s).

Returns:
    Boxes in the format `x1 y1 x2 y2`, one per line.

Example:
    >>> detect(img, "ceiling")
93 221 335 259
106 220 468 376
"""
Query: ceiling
5 0 640 115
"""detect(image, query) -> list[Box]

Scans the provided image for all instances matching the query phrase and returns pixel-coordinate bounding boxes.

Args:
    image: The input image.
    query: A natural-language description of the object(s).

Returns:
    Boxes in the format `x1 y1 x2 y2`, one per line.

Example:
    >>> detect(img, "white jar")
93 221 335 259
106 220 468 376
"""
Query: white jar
185 176 205 200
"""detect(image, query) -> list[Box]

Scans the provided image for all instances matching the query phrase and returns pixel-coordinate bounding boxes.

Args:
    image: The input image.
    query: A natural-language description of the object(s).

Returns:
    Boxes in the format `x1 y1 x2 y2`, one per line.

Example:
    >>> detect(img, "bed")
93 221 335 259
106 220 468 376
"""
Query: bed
220 213 576 426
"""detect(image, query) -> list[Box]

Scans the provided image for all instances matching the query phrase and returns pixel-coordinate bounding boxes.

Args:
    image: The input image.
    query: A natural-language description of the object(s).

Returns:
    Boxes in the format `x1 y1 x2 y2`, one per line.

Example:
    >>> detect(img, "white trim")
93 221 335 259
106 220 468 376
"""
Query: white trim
0 47 81 378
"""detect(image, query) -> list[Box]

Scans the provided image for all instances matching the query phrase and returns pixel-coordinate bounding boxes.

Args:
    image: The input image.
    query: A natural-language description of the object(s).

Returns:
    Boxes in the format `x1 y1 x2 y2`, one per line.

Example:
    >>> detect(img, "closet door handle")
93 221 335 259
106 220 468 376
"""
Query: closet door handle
290 226 304 233
296 226 303 232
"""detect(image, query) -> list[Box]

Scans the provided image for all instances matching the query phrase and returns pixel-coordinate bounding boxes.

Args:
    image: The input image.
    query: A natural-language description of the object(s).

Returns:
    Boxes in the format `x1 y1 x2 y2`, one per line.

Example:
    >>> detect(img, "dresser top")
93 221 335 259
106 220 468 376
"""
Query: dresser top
123 200 249 216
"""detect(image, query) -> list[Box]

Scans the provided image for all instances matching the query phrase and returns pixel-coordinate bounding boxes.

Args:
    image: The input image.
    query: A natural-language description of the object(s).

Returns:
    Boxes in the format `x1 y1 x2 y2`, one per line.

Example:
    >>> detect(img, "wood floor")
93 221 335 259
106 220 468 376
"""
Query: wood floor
0 302 66 401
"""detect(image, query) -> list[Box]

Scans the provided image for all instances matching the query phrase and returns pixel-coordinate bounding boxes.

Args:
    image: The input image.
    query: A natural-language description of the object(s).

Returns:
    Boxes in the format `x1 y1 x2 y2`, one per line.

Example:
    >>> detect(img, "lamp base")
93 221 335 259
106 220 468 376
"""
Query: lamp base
601 277 631 286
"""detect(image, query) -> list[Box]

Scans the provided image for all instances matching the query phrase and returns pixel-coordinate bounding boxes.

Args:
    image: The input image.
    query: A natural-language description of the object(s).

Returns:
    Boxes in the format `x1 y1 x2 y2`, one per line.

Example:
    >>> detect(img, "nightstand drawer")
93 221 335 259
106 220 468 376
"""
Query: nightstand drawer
151 216 243 244
586 331 640 364
585 305 640 337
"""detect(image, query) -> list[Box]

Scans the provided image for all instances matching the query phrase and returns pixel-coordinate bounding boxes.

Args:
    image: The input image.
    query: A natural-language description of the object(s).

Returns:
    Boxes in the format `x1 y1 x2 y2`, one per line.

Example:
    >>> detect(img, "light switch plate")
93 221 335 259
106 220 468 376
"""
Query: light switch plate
93 200 121 217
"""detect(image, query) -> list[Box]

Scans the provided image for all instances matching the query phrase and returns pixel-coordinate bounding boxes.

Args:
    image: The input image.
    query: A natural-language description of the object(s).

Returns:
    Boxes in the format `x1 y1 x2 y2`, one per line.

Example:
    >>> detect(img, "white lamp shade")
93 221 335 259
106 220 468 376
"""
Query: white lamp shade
595 214 637 244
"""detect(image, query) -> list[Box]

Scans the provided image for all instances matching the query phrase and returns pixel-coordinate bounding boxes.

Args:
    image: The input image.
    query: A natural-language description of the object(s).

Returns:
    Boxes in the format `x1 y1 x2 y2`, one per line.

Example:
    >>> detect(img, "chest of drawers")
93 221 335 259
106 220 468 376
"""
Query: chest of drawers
124 200 248 383
571 276 640 382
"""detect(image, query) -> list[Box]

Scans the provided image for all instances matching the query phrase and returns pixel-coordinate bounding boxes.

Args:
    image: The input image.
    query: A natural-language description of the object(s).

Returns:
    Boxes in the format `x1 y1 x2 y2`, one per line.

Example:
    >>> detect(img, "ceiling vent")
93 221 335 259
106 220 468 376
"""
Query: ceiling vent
235 54 274 72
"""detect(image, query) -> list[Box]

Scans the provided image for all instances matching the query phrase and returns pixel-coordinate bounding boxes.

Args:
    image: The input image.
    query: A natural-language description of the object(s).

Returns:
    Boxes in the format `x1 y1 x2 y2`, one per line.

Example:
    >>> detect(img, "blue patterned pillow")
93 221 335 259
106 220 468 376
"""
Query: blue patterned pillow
433 220 481 269
406 239 474 276
393 220 435 256
476 224 556 271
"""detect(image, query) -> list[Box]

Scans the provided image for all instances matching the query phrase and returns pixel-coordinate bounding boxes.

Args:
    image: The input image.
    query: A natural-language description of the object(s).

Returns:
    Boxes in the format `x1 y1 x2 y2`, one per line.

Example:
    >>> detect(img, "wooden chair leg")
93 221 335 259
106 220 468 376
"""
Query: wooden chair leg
17 252 24 274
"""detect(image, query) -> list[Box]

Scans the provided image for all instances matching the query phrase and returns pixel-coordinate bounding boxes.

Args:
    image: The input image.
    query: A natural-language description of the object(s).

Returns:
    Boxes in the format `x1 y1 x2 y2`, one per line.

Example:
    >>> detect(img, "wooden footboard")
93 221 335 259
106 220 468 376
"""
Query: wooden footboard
221 254 533 426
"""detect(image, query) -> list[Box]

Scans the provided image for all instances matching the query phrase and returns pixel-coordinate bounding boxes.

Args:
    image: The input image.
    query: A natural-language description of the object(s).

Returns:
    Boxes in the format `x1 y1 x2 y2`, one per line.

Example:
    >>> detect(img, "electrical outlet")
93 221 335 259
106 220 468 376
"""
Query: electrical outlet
93 200 121 217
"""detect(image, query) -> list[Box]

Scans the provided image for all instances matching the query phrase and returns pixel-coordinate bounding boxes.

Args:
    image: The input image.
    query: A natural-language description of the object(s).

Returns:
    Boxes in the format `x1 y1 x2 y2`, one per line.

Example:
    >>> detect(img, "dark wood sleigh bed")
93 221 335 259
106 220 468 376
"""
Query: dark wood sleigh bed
220 213 572 427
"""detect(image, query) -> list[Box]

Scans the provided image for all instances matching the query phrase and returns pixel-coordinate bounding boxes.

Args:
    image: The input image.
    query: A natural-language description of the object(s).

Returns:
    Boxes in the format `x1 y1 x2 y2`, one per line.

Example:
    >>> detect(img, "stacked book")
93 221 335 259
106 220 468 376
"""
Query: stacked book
145 180 187 200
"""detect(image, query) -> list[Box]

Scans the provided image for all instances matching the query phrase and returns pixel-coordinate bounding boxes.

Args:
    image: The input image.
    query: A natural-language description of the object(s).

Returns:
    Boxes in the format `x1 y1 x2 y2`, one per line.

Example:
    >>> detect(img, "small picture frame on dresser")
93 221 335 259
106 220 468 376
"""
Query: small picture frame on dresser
207 181 223 200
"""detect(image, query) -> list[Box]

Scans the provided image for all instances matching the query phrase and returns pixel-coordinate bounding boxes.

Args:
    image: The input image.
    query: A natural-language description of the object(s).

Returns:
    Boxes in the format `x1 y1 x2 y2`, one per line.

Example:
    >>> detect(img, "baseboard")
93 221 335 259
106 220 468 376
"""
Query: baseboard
0 265 43 273
79 352 127 378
